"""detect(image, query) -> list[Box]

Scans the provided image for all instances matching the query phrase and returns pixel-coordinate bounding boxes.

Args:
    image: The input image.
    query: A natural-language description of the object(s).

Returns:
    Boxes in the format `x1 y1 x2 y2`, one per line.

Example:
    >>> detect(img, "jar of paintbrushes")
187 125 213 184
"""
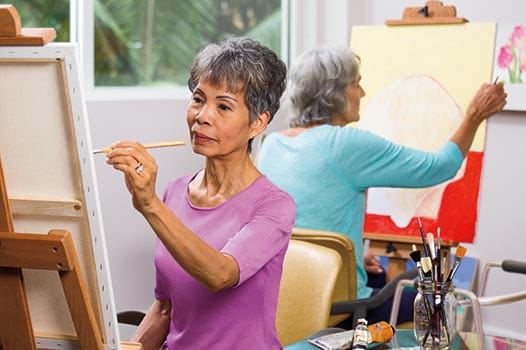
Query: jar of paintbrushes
413 280 456 349
411 220 468 349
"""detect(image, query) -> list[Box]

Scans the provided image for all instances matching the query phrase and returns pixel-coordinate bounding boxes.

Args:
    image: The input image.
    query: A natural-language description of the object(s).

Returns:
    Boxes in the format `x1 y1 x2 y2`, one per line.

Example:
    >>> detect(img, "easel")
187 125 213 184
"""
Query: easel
361 0 468 282
0 5 142 349
385 0 467 26
0 157 104 349
0 163 145 349
0 161 143 350
0 4 56 45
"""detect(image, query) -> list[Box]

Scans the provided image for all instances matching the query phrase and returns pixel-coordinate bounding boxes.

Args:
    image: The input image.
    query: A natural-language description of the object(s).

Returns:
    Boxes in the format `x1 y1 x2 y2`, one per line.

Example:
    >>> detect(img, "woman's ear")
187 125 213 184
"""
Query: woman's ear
250 111 270 139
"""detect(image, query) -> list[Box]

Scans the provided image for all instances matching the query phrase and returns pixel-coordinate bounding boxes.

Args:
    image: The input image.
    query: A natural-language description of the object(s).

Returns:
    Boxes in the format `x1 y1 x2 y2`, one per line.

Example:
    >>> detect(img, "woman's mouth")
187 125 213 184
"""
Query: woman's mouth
193 131 214 143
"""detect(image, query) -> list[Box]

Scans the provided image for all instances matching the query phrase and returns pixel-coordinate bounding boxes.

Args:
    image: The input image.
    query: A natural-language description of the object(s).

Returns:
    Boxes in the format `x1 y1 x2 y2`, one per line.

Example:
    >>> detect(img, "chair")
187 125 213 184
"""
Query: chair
291 227 357 326
292 227 418 328
276 239 342 346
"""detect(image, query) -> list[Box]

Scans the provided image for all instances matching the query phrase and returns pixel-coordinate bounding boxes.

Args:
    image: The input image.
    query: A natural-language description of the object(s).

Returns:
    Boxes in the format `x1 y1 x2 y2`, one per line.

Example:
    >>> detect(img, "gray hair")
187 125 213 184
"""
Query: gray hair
287 47 360 127
188 37 287 126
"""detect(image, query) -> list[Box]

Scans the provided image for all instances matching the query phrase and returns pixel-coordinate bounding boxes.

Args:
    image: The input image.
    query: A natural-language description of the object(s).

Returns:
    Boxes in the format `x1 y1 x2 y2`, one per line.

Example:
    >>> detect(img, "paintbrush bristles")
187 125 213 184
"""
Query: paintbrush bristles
421 257 432 274
410 249 421 263
455 245 467 259
445 246 468 284
426 233 435 259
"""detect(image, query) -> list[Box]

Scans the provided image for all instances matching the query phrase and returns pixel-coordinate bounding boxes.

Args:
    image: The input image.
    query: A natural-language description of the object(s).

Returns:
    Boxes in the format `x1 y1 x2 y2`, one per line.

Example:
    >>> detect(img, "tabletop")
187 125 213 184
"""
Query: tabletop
284 329 526 350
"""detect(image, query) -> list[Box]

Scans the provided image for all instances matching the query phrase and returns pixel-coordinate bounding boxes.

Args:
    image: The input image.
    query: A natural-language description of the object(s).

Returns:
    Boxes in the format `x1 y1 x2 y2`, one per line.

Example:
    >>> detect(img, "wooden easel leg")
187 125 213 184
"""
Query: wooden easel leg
0 157 37 349
0 267 37 350
55 231 104 350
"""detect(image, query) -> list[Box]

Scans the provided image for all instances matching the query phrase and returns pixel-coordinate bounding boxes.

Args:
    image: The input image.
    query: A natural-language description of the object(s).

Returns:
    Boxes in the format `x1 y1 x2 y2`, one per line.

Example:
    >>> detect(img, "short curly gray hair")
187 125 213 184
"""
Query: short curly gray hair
287 47 360 127
188 37 287 126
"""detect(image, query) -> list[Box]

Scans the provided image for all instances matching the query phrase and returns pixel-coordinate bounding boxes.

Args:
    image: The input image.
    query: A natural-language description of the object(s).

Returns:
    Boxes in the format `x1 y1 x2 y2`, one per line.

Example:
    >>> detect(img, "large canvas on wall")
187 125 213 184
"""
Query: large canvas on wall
350 23 496 243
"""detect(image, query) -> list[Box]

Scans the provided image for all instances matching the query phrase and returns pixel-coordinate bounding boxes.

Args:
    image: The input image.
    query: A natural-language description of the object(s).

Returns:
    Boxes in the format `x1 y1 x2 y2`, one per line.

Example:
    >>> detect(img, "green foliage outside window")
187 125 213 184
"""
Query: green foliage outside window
95 0 282 87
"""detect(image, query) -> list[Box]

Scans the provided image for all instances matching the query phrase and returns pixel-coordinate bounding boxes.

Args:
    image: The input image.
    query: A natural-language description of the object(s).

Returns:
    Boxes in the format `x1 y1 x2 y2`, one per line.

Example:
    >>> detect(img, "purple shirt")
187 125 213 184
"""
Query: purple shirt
154 173 296 349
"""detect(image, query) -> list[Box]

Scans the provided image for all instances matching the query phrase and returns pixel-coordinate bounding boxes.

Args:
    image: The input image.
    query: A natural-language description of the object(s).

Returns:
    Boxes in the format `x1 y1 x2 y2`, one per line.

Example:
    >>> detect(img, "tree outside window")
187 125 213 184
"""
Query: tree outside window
95 0 282 87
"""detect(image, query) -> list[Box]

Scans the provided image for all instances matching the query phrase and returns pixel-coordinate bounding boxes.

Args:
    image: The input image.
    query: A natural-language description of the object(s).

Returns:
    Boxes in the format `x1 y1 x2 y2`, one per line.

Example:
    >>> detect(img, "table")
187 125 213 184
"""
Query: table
285 329 526 350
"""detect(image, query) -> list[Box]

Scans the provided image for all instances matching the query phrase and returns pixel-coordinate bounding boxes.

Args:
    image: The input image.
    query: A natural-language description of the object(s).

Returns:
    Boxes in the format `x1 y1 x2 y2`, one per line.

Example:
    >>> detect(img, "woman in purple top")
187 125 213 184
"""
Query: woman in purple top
106 38 294 350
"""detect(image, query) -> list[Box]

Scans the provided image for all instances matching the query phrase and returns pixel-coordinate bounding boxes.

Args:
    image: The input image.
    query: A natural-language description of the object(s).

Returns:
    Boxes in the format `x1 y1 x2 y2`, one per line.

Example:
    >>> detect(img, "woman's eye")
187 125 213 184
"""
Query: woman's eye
192 96 203 104
218 104 231 111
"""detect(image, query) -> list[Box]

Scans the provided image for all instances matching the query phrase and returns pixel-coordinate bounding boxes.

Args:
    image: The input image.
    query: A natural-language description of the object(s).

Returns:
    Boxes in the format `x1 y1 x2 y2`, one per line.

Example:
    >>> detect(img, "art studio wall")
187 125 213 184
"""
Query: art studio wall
87 0 526 341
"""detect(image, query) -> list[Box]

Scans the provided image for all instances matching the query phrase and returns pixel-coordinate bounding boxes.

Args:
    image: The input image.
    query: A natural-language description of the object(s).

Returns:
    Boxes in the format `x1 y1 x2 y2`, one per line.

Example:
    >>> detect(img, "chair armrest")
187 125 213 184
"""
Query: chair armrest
502 260 526 275
330 268 417 327
117 310 146 326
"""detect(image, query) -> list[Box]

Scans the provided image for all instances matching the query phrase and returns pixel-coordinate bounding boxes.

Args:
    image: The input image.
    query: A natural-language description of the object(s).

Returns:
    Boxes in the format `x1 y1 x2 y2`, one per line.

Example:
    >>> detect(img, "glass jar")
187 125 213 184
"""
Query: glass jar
413 281 457 349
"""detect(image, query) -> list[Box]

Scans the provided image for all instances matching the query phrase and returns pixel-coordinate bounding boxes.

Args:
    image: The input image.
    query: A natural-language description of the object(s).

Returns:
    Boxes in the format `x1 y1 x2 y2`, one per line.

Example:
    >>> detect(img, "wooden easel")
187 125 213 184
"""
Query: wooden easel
0 4 56 46
0 157 102 349
385 0 468 26
0 5 143 348
0 158 143 350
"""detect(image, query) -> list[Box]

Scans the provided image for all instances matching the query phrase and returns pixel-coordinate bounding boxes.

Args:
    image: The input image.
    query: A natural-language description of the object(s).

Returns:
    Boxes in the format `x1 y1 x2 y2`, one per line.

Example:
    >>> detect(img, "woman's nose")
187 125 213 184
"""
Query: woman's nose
195 105 212 125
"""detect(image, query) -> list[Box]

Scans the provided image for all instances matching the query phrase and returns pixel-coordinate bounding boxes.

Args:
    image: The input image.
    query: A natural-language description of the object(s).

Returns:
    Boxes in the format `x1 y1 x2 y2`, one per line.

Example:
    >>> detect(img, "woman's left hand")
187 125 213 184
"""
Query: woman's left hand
106 141 159 213
364 252 384 274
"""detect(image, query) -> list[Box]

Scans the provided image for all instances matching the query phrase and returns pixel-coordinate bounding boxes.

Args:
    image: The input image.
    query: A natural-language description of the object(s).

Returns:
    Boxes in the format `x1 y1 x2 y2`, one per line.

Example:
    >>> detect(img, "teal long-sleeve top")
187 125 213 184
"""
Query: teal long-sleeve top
257 124 463 298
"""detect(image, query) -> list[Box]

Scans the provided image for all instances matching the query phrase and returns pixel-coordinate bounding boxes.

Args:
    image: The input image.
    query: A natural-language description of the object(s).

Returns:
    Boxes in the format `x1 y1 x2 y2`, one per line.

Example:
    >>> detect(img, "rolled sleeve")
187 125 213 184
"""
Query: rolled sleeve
221 192 295 286
440 141 464 170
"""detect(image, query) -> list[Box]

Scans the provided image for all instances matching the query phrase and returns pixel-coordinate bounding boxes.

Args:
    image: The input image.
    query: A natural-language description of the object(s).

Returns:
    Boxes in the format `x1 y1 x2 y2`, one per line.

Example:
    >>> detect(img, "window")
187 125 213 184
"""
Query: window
9 0 70 42
94 0 283 87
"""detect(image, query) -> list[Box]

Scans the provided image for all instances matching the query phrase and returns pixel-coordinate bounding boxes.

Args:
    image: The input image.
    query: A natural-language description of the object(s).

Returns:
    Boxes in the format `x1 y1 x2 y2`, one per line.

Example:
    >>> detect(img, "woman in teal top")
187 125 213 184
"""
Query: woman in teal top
257 47 506 323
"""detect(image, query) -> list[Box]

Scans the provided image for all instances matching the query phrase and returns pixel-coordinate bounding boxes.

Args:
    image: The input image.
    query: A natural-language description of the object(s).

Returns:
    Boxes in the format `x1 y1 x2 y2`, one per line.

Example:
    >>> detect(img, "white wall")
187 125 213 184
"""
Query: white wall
472 111 526 339
87 0 526 341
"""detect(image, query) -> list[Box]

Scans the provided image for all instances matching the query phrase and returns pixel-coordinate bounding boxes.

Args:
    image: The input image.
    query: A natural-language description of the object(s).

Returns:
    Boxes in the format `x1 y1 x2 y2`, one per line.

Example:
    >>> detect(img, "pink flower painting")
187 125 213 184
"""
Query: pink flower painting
498 25 526 84
492 336 526 350
498 45 513 69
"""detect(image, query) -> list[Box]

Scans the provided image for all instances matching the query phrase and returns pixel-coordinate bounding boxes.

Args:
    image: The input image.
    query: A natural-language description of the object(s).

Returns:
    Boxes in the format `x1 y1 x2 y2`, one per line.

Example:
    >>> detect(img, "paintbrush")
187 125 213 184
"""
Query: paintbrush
445 246 467 285
426 232 436 260
93 140 186 154
419 256 437 347
436 228 442 282
417 215 432 258
421 257 433 280
410 244 425 282
411 244 434 325
441 251 448 281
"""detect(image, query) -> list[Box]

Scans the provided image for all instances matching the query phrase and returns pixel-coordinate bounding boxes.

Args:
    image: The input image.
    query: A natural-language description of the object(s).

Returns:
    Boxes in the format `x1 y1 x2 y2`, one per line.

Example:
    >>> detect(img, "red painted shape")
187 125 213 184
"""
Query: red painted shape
363 151 483 243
